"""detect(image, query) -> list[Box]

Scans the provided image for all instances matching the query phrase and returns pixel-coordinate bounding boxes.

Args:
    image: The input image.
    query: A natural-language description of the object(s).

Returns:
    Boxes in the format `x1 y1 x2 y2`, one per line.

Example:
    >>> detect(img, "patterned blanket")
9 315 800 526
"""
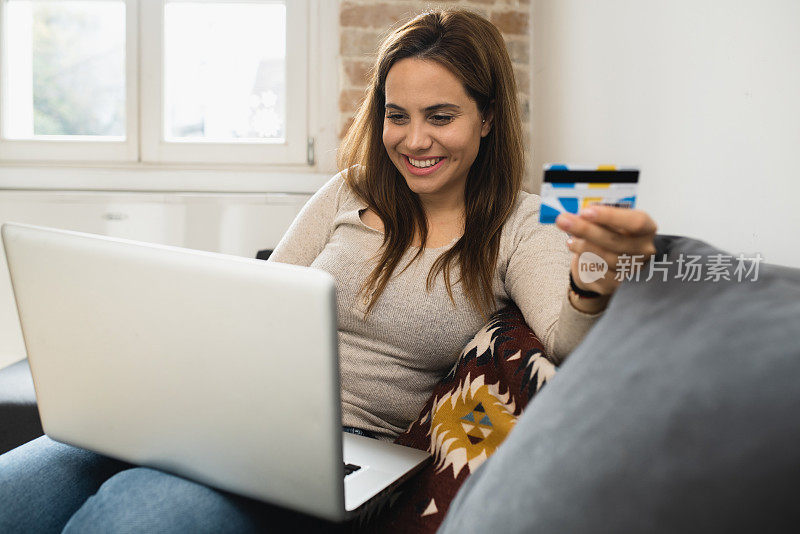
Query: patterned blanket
360 304 557 533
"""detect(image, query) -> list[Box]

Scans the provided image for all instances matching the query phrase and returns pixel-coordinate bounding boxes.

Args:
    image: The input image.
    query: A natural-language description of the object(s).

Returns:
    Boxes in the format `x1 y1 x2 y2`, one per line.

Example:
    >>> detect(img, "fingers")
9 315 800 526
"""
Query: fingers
569 205 657 236
557 211 657 256
566 236 624 272
559 206 658 299
566 239 621 295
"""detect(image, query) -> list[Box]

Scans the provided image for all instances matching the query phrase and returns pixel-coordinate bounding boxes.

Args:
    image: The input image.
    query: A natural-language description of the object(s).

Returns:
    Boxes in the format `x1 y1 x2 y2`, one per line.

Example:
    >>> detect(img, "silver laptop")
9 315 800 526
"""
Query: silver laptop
2 222 430 522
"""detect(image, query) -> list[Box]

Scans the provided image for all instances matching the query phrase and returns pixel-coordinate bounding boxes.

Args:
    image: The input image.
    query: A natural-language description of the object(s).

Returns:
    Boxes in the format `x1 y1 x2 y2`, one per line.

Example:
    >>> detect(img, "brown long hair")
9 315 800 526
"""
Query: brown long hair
337 9 525 318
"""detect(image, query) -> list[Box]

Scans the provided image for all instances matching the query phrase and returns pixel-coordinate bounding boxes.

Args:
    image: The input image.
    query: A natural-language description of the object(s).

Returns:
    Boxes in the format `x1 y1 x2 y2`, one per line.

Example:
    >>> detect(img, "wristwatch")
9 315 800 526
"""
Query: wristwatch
569 272 602 299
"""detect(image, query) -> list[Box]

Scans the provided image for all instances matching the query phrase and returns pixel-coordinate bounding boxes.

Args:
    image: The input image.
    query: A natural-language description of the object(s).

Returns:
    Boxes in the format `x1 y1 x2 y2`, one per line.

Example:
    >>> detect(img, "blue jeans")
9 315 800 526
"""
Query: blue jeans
0 436 355 533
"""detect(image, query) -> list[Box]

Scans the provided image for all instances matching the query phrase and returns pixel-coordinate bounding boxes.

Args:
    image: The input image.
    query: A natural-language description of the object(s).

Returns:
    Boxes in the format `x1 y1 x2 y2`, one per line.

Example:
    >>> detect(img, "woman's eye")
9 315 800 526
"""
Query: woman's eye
430 115 454 124
384 114 453 125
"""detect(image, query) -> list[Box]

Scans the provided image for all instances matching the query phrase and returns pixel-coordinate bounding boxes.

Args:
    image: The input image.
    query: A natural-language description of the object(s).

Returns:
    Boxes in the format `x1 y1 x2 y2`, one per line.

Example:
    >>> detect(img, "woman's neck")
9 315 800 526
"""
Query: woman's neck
414 201 464 248
418 191 465 224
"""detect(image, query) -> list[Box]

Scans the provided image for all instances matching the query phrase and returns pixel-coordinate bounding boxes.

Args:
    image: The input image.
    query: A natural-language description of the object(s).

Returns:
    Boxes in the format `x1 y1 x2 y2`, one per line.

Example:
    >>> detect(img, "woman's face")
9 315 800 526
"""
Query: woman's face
382 58 492 208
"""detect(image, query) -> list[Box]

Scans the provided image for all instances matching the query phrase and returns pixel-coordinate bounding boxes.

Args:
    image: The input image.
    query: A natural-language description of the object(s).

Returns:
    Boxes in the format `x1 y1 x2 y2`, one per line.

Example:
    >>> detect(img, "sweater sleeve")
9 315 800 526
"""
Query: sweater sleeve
268 172 346 267
503 194 605 365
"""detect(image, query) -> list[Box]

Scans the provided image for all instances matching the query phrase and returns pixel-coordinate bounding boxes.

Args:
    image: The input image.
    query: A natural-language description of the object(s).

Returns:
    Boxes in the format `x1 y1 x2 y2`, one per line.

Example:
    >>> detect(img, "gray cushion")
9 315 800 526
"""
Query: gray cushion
439 236 800 533
0 359 43 454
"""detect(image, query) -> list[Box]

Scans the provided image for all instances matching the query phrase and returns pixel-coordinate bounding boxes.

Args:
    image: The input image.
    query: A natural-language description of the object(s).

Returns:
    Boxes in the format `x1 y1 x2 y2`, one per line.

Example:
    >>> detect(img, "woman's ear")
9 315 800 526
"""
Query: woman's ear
480 101 495 137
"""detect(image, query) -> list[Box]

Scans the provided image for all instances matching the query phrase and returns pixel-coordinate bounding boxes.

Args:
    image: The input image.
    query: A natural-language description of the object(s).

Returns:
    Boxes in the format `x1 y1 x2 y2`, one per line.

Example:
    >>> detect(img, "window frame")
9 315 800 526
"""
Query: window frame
0 0 139 162
140 0 309 165
0 0 312 167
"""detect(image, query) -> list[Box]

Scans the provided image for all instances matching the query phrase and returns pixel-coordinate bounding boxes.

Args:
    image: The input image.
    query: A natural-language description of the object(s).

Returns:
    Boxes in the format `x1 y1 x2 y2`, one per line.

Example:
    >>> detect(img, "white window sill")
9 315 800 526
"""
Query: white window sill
0 164 332 194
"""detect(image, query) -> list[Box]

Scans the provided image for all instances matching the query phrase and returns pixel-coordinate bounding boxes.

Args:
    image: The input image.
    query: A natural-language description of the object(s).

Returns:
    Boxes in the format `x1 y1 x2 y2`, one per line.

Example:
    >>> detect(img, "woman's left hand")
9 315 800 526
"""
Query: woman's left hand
556 206 658 297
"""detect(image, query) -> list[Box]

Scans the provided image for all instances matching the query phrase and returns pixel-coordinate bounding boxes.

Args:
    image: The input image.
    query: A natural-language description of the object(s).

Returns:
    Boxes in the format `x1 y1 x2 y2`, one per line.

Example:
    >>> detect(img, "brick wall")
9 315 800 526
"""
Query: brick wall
338 0 532 184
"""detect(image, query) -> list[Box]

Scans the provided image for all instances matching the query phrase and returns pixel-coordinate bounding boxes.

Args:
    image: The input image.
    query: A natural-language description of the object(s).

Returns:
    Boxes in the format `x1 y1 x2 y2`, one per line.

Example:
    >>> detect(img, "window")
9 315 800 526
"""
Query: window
0 0 312 166
0 0 137 161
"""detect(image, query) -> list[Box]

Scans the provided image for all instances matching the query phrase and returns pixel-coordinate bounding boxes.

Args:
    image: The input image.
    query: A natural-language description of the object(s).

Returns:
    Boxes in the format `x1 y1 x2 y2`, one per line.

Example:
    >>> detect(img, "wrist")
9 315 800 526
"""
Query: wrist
567 273 610 313
569 271 602 298
568 288 610 313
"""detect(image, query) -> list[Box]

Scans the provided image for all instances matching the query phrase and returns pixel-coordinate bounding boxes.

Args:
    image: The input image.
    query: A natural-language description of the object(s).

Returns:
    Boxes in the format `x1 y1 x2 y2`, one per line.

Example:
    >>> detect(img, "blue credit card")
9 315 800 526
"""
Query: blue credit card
539 164 639 224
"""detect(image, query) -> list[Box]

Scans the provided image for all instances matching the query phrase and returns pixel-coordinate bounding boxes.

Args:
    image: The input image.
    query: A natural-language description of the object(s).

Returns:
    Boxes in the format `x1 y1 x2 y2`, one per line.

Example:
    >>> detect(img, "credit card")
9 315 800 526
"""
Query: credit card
538 164 639 224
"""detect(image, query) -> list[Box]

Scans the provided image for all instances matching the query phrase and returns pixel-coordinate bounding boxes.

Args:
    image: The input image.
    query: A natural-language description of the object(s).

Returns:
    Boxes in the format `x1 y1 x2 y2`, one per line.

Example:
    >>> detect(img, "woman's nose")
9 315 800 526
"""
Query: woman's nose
405 120 432 152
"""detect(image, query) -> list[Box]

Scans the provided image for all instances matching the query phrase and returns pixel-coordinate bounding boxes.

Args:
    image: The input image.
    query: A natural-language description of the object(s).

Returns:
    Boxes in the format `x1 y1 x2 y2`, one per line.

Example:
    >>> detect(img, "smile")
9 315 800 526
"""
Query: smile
403 154 447 176
408 156 443 168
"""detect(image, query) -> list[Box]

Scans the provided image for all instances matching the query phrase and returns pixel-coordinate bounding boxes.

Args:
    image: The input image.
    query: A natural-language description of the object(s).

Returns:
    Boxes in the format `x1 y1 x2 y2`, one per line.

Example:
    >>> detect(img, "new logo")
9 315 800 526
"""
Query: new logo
578 252 608 284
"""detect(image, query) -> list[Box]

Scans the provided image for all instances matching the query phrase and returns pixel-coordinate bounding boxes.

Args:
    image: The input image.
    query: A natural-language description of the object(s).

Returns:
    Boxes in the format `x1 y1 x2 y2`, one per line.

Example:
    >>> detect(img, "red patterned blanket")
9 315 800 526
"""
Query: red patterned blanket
359 304 557 533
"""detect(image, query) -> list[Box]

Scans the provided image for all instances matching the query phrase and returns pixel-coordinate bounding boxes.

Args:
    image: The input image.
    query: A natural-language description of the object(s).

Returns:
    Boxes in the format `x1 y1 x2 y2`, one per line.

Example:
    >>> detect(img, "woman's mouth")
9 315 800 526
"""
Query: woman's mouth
403 154 447 176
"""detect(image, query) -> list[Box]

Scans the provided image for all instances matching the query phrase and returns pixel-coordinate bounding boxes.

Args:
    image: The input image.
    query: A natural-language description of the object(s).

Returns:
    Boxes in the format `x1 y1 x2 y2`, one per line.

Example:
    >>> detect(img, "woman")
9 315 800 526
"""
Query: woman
0 9 656 532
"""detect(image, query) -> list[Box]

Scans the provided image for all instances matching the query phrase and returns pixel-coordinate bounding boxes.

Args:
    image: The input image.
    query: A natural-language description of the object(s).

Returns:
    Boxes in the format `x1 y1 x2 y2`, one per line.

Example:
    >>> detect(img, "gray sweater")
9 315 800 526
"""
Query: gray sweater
269 172 603 440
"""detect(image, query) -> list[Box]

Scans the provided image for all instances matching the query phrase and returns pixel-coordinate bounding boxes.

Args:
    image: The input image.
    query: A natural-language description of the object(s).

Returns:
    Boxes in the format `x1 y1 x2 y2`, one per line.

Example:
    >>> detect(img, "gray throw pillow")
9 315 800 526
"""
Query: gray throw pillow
438 236 800 534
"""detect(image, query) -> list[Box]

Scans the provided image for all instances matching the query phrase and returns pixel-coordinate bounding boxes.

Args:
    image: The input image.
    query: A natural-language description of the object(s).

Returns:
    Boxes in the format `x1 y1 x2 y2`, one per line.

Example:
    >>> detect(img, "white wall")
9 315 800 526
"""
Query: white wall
532 0 800 267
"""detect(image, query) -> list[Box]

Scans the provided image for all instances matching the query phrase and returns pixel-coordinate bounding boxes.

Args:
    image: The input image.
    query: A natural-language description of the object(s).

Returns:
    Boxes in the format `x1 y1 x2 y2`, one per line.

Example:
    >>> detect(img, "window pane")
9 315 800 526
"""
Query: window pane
164 2 286 143
3 0 126 139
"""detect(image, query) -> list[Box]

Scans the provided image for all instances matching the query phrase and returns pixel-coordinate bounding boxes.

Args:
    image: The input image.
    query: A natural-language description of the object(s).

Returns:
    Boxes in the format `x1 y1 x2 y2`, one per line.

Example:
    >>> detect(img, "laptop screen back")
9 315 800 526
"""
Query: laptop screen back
2 223 347 521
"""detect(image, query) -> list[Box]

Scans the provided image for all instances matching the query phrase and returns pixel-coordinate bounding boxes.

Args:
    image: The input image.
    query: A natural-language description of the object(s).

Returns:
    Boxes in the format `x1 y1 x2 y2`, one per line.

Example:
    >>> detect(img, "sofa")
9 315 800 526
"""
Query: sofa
0 358 43 455
2 235 799 533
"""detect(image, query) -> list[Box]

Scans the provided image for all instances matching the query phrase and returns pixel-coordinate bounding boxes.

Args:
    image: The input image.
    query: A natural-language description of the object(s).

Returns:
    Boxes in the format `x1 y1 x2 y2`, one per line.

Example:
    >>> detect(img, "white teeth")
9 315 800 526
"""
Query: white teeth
408 156 443 168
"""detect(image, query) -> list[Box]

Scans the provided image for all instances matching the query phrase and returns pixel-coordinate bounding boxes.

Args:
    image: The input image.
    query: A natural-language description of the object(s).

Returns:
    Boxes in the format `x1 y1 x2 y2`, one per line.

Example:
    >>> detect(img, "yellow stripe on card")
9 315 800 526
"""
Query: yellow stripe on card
597 165 617 170
582 197 602 208
588 183 611 189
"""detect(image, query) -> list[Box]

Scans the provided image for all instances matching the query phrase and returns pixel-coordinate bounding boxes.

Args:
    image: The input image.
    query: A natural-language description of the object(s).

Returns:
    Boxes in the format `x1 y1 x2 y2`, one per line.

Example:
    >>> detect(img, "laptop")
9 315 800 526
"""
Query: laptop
1 222 430 522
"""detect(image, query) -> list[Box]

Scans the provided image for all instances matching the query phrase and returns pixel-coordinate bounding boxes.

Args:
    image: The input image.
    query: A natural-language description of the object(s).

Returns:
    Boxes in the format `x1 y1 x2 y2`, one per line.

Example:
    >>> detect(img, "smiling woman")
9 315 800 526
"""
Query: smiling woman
338 10 525 318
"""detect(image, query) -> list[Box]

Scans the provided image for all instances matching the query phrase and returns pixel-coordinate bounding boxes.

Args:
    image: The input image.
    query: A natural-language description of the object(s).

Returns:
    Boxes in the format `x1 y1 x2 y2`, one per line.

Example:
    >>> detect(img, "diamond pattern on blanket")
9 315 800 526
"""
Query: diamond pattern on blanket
430 373 517 478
